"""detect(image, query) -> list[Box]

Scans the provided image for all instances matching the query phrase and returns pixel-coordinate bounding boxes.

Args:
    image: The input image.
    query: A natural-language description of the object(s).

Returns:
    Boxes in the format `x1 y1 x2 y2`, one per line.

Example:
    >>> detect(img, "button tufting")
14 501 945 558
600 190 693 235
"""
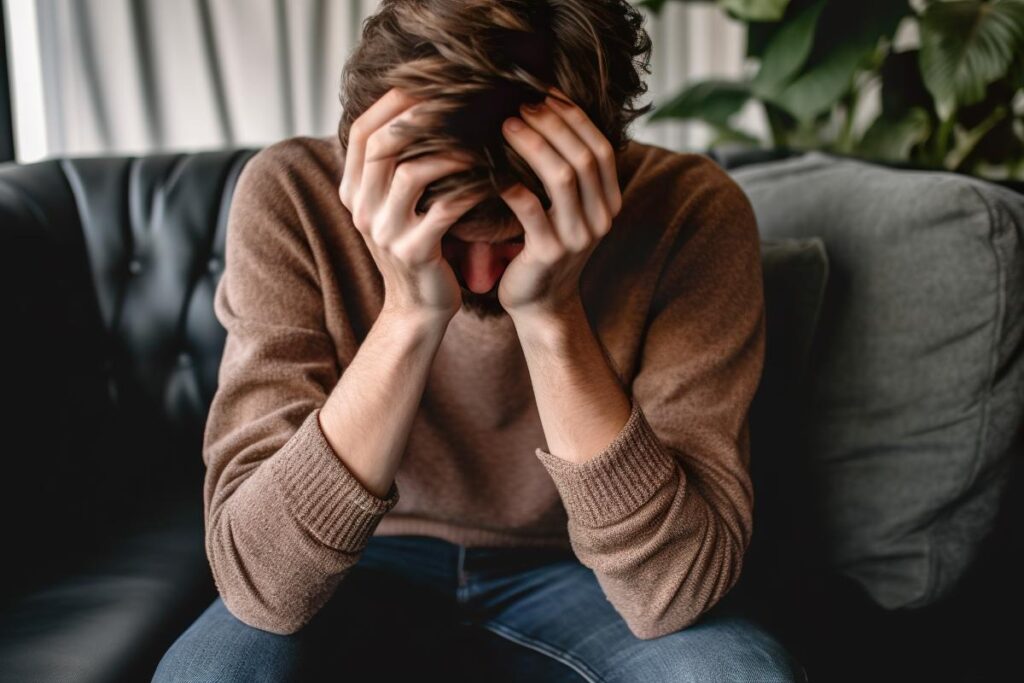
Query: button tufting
207 257 220 272
178 352 191 366
128 258 142 275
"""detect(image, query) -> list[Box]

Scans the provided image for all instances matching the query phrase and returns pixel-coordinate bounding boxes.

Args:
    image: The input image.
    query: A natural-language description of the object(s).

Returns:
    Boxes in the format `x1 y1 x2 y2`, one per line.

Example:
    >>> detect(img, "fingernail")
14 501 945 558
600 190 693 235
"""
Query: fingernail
521 102 542 113
505 117 524 132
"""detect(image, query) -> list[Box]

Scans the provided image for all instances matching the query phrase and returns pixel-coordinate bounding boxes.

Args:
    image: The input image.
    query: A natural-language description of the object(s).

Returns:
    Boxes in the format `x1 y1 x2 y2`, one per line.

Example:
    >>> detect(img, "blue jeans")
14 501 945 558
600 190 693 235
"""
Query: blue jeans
154 534 806 682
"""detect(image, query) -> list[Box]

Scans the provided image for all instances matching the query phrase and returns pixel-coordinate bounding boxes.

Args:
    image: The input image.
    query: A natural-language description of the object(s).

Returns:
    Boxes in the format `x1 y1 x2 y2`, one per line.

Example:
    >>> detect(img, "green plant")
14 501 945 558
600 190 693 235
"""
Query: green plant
637 0 1024 179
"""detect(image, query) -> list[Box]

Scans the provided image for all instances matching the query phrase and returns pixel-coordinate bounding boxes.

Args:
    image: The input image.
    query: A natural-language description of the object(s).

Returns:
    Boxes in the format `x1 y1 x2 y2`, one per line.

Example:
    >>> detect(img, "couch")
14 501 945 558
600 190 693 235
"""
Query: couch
0 143 1020 682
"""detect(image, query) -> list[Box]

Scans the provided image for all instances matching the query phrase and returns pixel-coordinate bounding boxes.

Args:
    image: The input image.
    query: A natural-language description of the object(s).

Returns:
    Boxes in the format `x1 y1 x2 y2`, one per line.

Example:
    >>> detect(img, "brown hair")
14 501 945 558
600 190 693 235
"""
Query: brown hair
337 0 653 228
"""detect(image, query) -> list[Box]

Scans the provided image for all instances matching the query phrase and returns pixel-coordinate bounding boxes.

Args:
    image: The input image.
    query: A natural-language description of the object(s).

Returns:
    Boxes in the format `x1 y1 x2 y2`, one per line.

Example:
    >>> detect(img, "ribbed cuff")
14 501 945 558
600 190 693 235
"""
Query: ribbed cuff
271 407 400 550
534 398 676 528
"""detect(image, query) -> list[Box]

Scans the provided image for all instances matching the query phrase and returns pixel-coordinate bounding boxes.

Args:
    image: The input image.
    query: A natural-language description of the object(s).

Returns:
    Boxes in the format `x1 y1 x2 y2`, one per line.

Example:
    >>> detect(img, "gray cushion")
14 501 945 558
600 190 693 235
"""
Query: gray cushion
758 237 829 383
732 152 1024 610
741 238 829 603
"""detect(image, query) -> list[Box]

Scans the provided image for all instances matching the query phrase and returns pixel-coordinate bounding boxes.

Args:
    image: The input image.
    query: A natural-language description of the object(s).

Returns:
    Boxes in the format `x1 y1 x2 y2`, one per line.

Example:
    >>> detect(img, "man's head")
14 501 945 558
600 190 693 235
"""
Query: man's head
337 0 653 319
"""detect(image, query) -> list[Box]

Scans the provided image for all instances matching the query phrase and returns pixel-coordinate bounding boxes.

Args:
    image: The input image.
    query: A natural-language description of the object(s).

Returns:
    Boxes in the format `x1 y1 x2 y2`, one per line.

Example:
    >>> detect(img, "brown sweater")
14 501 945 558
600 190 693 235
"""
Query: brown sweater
202 132 766 639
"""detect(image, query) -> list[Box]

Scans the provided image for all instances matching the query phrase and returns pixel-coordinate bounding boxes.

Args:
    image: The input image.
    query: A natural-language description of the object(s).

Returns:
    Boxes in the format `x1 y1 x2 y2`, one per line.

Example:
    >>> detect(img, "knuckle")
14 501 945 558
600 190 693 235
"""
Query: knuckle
373 225 394 249
522 200 545 221
553 164 576 188
390 241 413 264
365 132 386 159
596 140 615 166
575 151 598 175
611 191 623 216
349 119 366 142
569 234 591 252
561 108 584 128
353 205 373 232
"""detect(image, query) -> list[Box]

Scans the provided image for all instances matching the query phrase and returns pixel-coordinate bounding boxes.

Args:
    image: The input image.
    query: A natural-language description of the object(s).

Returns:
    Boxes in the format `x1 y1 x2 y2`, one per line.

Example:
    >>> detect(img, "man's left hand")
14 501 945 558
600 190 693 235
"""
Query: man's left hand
497 86 622 324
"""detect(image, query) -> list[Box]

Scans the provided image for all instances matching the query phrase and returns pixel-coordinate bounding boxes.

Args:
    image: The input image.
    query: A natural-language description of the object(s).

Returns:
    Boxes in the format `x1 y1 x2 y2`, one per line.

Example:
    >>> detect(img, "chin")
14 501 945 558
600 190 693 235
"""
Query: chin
461 289 507 319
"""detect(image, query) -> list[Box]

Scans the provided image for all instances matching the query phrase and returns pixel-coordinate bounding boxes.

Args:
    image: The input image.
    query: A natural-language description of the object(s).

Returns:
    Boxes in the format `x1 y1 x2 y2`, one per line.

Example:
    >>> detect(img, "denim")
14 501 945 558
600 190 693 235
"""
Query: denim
154 534 807 682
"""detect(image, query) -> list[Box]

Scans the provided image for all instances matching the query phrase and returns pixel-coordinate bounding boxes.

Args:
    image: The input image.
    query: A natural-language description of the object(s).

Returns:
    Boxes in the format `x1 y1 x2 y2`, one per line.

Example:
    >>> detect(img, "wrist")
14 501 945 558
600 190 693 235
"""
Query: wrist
378 302 453 340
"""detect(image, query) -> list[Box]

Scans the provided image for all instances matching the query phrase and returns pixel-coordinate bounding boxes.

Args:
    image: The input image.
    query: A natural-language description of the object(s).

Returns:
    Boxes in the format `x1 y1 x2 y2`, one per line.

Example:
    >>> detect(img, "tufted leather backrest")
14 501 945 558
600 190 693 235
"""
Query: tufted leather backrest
0 148 259 594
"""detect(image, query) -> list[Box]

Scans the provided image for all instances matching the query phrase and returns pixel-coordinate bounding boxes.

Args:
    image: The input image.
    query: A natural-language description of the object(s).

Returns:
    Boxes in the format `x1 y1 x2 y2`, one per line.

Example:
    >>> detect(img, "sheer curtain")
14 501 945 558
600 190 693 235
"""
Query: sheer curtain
6 0 755 162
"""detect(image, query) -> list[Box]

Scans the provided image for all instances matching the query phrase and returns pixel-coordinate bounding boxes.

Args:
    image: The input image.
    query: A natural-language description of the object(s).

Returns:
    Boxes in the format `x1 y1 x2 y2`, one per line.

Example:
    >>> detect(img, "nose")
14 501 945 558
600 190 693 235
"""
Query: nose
442 238 525 293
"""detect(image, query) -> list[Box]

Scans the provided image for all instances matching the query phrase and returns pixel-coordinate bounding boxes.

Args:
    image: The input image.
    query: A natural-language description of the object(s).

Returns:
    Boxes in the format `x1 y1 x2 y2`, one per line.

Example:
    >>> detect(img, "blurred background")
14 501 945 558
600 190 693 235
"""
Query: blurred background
0 0 756 162
2 1 1022 178
0 0 753 160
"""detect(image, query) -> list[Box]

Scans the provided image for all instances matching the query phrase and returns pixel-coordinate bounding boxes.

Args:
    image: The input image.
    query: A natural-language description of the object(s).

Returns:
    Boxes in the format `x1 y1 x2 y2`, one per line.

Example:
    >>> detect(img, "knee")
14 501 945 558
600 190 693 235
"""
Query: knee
152 597 309 683
615 616 806 683
705 623 806 683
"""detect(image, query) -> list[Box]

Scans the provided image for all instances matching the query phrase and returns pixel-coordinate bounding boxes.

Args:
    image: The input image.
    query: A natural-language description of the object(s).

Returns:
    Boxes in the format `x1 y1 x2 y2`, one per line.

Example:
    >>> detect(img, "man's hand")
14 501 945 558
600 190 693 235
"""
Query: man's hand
339 86 487 326
497 86 623 324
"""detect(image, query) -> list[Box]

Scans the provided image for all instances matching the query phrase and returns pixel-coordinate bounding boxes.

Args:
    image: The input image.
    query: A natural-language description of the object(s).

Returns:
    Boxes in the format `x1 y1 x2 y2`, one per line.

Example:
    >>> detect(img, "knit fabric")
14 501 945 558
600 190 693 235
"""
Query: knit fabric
202 133 766 639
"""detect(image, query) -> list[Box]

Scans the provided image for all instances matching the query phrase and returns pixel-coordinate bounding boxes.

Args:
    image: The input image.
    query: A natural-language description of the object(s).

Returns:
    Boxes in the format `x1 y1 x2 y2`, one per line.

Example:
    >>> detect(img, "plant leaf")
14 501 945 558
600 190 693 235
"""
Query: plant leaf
707 123 764 147
859 108 932 161
648 79 751 125
751 0 827 96
765 0 911 123
721 0 791 22
919 0 1024 110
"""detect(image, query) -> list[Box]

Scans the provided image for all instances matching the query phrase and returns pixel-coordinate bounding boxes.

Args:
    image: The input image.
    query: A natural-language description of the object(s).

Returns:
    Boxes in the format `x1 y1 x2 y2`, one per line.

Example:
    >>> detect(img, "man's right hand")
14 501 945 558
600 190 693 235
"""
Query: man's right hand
338 86 485 325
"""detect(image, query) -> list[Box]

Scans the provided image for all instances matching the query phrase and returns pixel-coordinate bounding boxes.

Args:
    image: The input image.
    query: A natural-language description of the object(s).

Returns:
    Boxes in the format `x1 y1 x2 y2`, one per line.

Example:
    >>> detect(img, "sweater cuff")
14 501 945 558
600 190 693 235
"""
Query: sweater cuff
271 407 400 550
534 397 676 528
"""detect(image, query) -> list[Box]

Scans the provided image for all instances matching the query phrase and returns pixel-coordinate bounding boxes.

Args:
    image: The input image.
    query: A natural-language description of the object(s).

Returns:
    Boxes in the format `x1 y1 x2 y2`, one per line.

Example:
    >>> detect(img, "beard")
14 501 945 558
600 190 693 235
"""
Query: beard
452 266 507 319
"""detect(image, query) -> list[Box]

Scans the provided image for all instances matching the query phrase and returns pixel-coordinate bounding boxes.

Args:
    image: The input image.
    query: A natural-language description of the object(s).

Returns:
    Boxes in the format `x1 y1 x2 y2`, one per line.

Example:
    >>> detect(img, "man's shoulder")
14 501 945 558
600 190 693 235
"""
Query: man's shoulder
238 134 343 194
620 139 747 208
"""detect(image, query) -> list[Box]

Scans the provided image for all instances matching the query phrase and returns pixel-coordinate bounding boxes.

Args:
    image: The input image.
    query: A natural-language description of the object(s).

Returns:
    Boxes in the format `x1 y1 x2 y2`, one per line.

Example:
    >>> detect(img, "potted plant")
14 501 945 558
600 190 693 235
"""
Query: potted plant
637 0 1024 180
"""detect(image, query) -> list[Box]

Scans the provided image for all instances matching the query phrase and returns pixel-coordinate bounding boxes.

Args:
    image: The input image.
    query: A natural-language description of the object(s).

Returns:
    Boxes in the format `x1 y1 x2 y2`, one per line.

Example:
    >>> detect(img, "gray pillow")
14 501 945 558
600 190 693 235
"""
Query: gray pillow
732 152 1024 610
740 238 829 604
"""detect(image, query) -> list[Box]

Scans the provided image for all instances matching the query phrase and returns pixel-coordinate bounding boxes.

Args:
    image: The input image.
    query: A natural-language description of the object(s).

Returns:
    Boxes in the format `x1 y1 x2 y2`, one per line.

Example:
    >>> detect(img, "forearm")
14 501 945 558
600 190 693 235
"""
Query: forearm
204 306 448 634
318 306 449 498
512 300 632 465
515 303 745 639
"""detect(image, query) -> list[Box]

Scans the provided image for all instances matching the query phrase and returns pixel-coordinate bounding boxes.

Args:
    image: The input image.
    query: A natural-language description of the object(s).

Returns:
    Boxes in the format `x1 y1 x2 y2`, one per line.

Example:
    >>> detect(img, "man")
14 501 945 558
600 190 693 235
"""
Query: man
156 1 805 681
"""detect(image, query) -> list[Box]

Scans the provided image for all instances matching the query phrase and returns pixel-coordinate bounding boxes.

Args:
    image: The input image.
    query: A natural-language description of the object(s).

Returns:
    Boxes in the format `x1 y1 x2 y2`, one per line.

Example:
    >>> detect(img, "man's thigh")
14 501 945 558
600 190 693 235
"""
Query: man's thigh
298 564 468 680
472 559 807 683
154 565 464 682
153 595 308 683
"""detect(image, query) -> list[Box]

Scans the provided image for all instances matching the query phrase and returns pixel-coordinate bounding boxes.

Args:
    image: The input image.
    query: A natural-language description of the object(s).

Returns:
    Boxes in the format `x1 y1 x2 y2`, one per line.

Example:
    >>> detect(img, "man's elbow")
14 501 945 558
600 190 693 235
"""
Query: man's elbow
217 587 311 636
624 605 704 641
626 537 748 640
205 520 317 636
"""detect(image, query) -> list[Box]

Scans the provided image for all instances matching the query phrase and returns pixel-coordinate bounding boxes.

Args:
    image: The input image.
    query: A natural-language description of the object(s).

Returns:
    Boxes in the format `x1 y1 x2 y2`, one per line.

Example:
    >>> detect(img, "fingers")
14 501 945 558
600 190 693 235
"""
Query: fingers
340 87 421 212
498 183 562 261
378 152 475 243
502 115 589 250
543 86 622 217
518 100 610 242
361 101 435 212
408 188 489 261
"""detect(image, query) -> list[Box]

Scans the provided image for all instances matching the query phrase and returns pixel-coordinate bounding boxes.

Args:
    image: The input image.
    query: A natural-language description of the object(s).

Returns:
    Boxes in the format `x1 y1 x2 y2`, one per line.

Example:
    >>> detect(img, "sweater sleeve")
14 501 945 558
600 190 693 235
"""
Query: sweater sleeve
533 162 765 640
202 142 399 635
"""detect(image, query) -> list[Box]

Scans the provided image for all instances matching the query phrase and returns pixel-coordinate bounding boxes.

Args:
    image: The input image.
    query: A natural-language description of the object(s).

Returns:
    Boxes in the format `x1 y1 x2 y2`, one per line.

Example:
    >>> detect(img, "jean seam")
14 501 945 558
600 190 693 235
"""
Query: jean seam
457 545 467 587
480 620 606 683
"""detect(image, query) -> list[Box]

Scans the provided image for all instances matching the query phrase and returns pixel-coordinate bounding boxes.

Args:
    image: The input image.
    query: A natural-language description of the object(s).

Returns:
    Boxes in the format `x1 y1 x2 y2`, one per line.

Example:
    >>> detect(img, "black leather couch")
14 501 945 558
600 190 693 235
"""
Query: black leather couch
0 146 1019 682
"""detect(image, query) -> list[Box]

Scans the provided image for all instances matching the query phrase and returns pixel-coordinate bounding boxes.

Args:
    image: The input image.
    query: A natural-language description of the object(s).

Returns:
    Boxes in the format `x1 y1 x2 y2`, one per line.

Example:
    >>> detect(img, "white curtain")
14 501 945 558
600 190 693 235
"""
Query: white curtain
7 0 756 162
